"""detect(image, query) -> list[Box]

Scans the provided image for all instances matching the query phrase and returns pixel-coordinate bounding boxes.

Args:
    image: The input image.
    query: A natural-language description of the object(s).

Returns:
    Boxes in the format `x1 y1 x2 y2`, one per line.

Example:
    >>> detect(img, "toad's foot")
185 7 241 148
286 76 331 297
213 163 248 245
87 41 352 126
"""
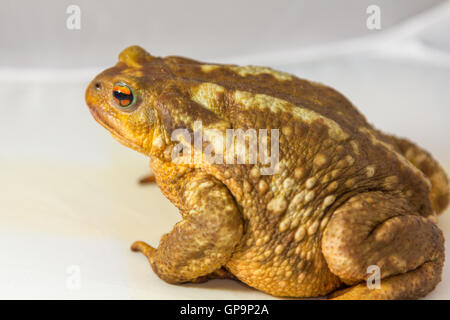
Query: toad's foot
131 240 156 257
328 260 443 299
131 241 237 283
139 174 156 184
189 268 237 283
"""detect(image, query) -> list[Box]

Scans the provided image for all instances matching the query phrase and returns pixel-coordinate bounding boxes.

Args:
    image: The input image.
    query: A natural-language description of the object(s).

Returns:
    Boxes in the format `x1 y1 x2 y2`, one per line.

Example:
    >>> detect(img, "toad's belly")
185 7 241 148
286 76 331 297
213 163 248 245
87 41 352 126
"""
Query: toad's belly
225 238 342 297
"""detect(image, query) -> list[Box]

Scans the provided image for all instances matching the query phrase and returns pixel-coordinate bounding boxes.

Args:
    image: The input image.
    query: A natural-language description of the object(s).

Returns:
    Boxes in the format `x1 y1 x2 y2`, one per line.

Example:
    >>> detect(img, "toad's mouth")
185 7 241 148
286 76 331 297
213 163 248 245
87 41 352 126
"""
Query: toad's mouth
87 103 150 156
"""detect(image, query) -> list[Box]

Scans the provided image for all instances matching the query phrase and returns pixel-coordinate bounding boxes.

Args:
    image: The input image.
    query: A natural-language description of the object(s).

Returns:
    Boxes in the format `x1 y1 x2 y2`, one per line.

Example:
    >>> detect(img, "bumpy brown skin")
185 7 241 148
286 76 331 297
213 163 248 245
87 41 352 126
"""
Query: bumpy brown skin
86 46 449 299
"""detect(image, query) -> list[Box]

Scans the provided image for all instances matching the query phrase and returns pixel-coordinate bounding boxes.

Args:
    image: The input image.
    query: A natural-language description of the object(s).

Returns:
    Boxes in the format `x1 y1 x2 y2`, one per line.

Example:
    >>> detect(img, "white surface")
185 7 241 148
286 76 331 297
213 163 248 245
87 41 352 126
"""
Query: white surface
0 0 443 68
1 1 450 299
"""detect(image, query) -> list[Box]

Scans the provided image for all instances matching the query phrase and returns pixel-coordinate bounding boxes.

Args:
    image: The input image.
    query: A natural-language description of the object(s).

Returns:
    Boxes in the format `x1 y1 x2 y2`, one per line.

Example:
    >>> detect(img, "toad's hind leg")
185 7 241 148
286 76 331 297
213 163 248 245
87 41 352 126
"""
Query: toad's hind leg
389 135 449 214
322 192 444 299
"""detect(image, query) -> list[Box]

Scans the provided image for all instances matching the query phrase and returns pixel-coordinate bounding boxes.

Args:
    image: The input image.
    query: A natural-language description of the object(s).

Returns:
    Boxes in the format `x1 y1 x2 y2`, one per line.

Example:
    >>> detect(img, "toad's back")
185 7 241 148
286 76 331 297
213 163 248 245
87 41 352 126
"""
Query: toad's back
161 56 370 131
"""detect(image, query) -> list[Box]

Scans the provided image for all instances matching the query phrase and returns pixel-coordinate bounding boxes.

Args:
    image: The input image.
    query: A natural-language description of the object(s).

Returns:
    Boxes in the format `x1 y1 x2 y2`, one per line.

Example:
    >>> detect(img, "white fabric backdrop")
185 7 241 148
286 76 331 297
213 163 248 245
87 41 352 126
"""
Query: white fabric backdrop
1 0 449 299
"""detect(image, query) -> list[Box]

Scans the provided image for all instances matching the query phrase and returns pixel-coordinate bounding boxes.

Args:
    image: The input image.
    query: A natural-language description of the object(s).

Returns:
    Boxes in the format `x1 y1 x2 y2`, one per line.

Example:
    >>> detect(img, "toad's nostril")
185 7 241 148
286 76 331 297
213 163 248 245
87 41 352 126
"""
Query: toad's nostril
95 82 102 90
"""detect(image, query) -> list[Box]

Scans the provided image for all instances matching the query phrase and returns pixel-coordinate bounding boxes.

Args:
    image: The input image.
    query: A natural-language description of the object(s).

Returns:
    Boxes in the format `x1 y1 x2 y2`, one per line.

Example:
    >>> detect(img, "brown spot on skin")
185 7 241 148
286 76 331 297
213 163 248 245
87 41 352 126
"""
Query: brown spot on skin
327 181 339 192
283 178 295 190
385 175 399 185
345 155 355 166
279 220 290 232
320 217 330 230
345 178 356 188
290 217 300 229
294 167 305 179
294 226 306 242
258 180 269 195
282 126 293 136
291 191 305 207
275 245 285 255
331 169 341 179
267 196 288 215
307 221 319 235
302 207 313 219
336 145 345 154
224 169 232 179
305 177 317 189
336 159 348 169
304 191 315 203
243 180 252 193
323 195 336 208
313 153 328 168
297 272 306 282
366 165 376 178
350 140 360 155
321 173 332 184
250 167 261 179
263 249 272 257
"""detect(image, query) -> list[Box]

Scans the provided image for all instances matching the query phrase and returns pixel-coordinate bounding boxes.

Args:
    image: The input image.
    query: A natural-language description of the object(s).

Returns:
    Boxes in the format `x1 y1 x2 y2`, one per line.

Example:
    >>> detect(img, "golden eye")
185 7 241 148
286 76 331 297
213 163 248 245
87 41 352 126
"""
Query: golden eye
113 83 135 108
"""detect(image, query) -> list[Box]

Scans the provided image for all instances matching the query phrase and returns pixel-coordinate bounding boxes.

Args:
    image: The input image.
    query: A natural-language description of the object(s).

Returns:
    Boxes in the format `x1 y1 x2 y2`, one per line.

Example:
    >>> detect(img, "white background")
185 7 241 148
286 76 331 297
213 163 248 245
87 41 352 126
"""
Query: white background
1 0 450 299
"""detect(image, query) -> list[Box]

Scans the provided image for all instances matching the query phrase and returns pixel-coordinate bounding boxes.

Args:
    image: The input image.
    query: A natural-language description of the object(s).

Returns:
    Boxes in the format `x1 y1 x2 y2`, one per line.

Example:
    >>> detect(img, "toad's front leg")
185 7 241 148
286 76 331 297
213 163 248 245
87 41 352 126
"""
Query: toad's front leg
131 173 243 284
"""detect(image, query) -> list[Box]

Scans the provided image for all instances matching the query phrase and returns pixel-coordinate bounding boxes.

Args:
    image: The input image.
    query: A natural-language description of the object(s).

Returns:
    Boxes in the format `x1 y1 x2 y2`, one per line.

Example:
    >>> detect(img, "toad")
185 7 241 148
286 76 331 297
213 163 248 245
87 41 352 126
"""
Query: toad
85 46 449 299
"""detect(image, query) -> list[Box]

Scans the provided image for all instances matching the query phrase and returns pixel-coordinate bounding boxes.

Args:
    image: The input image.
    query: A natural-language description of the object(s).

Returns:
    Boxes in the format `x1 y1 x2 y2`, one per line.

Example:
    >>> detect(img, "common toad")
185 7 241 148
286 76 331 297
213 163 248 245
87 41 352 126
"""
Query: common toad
86 46 449 299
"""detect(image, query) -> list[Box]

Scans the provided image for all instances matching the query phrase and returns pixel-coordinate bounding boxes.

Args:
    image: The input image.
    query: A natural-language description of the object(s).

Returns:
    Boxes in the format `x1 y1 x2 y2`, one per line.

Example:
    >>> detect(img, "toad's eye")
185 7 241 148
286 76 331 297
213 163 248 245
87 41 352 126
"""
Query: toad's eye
113 83 135 108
